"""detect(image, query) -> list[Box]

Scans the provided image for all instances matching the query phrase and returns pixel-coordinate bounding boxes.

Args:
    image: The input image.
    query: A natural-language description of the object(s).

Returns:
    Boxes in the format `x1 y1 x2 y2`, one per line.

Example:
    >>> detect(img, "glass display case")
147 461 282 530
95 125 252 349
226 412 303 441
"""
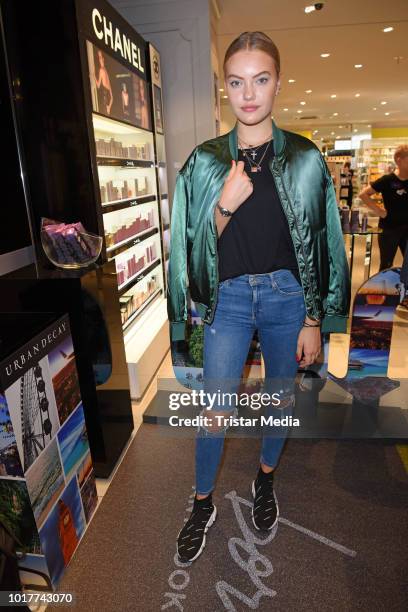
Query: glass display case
80 18 167 340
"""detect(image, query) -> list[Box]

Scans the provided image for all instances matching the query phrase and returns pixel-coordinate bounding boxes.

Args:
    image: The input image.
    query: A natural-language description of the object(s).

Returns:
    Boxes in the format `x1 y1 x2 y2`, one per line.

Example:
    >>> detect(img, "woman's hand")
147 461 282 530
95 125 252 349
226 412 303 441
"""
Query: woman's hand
219 160 253 213
296 326 321 368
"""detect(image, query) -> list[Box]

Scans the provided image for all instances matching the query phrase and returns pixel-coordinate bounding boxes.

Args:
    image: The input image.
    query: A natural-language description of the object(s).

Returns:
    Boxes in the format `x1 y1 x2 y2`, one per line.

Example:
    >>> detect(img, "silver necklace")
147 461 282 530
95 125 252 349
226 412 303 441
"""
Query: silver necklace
238 133 272 160
239 139 272 172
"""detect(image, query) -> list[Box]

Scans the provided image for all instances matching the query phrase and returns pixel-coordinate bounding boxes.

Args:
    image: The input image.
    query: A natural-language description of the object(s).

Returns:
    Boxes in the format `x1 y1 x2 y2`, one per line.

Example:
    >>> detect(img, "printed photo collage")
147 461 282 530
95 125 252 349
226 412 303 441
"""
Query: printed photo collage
0 315 98 590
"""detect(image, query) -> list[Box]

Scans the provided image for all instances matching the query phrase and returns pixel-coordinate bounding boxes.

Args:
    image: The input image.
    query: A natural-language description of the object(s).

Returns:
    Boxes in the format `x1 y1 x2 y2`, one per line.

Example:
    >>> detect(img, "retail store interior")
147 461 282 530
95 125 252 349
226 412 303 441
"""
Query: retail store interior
0 0 407 609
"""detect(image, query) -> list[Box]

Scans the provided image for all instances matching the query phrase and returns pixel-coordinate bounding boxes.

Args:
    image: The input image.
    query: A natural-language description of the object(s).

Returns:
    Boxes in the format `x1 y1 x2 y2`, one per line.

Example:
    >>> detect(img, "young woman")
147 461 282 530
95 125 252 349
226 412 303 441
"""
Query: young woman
167 31 350 563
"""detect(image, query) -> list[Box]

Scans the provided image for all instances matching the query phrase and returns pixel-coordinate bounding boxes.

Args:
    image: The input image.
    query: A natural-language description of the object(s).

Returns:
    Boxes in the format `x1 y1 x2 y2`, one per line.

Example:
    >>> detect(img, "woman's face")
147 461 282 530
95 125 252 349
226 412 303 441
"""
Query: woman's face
224 49 280 126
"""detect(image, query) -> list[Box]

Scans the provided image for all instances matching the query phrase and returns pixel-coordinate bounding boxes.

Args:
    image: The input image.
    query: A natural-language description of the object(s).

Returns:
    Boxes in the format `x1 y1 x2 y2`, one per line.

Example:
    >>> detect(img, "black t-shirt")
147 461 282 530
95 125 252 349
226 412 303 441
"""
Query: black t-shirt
217 139 300 283
370 172 408 228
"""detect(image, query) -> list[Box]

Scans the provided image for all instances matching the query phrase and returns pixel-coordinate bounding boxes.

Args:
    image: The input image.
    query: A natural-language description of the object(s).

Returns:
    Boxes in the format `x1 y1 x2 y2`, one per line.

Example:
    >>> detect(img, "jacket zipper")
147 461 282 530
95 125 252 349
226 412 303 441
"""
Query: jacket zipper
272 159 320 319
206 196 221 325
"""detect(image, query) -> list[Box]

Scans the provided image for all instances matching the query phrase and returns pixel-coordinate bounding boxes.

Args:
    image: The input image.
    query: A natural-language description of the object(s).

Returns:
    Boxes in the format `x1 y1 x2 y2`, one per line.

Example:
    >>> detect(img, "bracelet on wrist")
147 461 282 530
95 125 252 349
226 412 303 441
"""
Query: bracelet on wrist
303 321 321 328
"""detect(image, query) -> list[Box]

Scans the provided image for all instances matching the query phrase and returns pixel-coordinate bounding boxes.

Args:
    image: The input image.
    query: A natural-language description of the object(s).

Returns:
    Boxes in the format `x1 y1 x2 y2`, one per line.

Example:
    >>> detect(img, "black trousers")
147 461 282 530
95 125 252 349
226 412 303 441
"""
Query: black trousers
378 225 408 270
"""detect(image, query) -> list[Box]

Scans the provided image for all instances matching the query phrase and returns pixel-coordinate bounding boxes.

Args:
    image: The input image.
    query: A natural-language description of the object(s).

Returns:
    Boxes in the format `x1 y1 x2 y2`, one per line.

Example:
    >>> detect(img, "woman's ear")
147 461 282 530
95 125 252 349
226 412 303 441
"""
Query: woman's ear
276 80 281 95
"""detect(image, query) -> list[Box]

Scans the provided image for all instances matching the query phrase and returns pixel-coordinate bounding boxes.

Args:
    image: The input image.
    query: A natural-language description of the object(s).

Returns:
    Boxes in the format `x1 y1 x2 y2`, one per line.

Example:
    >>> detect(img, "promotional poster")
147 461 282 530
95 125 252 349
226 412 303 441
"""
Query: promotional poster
0 315 97 590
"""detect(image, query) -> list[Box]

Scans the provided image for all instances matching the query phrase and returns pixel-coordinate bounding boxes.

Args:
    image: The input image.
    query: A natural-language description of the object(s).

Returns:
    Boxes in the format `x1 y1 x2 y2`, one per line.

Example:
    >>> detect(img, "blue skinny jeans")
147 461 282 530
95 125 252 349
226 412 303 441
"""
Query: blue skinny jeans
196 269 306 495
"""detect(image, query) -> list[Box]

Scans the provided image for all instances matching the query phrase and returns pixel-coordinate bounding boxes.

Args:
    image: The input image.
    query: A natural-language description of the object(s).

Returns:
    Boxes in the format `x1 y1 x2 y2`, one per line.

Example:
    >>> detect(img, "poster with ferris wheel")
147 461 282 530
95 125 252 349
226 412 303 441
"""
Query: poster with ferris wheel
0 314 98 591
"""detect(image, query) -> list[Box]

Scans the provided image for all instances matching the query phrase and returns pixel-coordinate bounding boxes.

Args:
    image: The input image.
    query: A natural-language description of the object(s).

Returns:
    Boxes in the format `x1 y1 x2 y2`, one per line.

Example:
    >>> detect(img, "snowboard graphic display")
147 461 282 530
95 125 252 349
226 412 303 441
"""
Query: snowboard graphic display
170 267 407 407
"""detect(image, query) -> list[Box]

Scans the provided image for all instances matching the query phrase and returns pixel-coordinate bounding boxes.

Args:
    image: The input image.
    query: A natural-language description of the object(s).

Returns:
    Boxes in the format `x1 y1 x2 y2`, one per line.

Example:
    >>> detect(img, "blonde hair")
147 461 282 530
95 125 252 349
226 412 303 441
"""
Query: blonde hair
223 31 281 77
394 145 408 163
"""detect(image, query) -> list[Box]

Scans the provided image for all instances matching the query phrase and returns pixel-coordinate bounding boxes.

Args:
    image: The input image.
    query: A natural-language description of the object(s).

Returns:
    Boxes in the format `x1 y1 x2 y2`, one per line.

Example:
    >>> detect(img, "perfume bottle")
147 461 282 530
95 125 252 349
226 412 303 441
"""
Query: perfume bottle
350 209 360 232
341 207 350 232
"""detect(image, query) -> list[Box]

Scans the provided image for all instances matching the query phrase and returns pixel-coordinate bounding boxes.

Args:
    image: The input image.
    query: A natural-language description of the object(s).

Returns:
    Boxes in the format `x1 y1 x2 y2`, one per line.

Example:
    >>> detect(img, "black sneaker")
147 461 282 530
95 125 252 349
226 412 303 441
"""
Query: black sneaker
177 495 217 563
251 470 279 531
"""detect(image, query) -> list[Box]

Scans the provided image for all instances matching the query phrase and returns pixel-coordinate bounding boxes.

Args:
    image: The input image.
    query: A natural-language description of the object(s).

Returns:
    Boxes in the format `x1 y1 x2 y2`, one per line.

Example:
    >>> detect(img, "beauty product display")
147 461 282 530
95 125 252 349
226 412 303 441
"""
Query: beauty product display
361 213 368 232
40 218 102 269
95 137 151 160
100 176 150 203
116 242 158 287
119 275 159 325
105 209 154 248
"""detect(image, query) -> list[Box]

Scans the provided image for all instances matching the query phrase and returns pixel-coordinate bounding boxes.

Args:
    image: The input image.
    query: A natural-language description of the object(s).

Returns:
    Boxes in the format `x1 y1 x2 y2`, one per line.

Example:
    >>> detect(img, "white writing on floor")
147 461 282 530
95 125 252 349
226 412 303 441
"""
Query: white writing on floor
161 487 357 610
161 487 194 610
216 490 277 611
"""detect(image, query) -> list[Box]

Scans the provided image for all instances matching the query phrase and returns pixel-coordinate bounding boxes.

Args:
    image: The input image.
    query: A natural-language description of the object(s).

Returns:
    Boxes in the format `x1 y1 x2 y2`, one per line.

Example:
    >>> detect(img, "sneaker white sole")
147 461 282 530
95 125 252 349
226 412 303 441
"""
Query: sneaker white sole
176 505 217 563
251 480 279 532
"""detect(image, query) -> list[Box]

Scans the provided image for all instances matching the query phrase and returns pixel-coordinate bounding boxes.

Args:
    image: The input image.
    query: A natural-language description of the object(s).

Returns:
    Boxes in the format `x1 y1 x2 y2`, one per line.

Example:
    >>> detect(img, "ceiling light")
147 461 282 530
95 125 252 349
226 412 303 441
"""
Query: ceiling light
288 79 295 83
297 110 302 113
331 132 335 136
219 88 224 92
283 108 289 111
380 101 387 105
354 129 358 133
354 64 363 68
304 5 316 13
383 26 394 33
305 89 312 93
300 101 306 105
368 124 372 127
373 107 377 110
336 136 340 139
339 125 343 128
222 95 228 99
321 53 330 58
313 130 319 134
355 93 360 97
385 112 390 115
330 94 337 98
333 112 338 116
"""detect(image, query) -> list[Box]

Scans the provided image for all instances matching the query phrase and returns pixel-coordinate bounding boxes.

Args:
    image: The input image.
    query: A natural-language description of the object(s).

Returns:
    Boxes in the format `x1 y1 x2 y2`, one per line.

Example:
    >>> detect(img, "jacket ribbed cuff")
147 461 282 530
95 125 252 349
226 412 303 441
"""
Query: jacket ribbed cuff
321 314 348 334
170 321 186 341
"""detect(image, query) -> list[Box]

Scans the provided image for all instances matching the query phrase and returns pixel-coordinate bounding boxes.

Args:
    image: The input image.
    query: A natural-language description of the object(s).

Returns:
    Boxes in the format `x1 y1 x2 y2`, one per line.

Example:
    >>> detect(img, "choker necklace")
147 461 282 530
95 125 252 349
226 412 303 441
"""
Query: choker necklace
239 139 272 172
238 133 272 161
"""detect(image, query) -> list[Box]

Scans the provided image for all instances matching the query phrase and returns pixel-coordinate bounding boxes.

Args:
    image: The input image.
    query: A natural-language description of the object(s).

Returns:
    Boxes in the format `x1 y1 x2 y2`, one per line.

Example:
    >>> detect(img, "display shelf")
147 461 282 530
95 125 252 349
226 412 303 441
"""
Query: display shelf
97 165 156 204
107 227 159 259
92 111 153 137
101 193 156 213
118 257 161 295
125 296 169 399
122 287 163 330
97 156 154 169
124 294 167 357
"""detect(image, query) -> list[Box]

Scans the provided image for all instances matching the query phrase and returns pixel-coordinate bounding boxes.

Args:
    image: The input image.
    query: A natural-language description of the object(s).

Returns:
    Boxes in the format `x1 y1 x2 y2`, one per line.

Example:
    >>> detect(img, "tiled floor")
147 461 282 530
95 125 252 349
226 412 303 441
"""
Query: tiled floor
95 210 407 499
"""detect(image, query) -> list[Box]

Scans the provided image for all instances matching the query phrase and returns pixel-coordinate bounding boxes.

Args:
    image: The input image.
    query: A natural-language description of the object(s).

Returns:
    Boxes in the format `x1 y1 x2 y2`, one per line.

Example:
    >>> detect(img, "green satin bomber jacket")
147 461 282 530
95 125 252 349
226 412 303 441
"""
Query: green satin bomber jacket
167 119 351 341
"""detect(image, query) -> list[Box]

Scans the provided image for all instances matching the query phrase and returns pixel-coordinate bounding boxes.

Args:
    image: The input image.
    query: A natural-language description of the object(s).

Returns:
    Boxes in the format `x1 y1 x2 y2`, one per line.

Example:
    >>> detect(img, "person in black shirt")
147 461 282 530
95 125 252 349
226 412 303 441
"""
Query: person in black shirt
359 144 408 270
340 161 354 208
